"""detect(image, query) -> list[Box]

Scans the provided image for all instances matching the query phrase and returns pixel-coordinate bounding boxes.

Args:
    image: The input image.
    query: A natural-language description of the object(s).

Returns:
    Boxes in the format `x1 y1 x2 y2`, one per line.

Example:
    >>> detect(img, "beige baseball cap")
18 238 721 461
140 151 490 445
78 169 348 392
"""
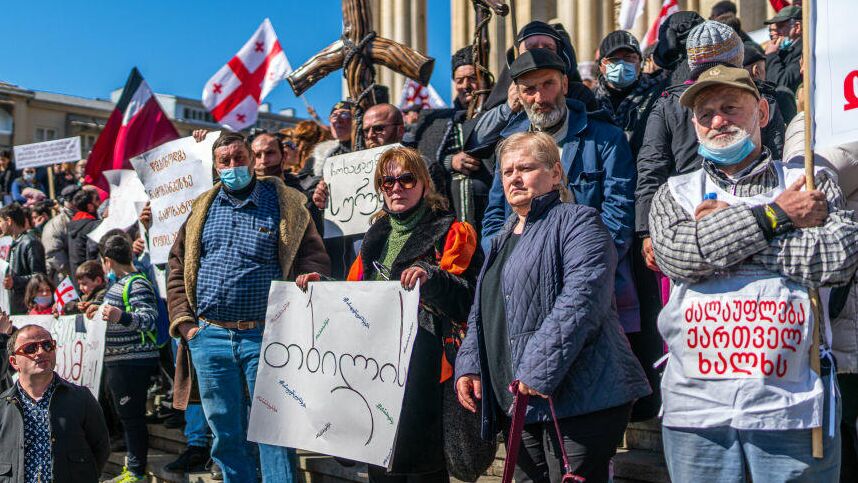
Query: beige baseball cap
680 65 760 109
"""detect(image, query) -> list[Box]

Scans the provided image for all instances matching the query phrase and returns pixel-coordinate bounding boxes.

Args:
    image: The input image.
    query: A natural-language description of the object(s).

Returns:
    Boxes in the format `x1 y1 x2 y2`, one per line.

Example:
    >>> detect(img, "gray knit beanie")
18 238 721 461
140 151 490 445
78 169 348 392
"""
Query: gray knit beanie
686 20 744 76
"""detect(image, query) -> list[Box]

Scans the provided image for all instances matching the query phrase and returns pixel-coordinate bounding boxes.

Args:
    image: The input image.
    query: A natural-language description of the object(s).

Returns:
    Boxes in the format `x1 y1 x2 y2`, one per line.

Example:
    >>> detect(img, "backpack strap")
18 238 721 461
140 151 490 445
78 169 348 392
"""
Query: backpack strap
121 273 160 346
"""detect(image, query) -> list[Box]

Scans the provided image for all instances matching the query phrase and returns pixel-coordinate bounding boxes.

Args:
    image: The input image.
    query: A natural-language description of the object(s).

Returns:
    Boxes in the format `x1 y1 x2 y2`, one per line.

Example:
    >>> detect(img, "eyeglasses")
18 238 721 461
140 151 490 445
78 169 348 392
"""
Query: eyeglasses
14 339 56 356
379 172 417 192
362 123 401 136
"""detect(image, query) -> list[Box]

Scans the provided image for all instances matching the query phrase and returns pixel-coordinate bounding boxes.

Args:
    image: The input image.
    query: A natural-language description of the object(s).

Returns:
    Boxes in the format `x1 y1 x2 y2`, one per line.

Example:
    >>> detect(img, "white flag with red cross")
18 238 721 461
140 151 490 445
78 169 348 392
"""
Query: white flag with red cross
202 18 292 131
54 276 79 314
398 79 447 111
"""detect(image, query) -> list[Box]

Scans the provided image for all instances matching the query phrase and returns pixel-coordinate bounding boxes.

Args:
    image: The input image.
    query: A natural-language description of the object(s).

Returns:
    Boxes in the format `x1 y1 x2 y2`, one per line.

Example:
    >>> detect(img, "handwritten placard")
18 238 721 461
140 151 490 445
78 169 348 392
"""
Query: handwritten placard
13 137 81 169
321 144 398 238
11 314 108 396
247 281 420 468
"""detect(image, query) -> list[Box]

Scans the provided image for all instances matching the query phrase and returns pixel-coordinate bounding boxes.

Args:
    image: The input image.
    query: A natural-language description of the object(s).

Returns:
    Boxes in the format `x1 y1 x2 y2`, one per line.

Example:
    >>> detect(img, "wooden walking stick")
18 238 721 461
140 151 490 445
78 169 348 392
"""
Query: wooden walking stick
467 0 509 119
285 0 435 149
801 1 824 460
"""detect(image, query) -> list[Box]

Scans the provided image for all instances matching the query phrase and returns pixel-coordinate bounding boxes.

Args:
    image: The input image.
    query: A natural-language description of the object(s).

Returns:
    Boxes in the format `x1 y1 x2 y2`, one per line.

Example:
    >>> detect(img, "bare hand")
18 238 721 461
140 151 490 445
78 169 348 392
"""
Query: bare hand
85 304 99 320
517 381 548 398
0 310 12 336
296 272 321 291
178 322 199 342
101 305 122 324
507 83 522 112
3 275 12 290
774 177 829 228
451 152 481 175
192 129 209 143
764 37 782 55
139 203 152 230
456 374 482 413
641 237 660 272
694 200 730 220
400 266 428 290
132 238 146 256
77 301 91 312
312 180 328 210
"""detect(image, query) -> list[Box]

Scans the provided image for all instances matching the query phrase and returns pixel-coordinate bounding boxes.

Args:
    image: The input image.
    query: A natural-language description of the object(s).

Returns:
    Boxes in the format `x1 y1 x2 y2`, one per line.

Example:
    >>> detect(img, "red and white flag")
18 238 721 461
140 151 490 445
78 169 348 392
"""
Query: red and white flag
618 0 646 30
398 79 447 111
641 0 680 50
86 68 179 191
202 18 292 131
54 277 79 314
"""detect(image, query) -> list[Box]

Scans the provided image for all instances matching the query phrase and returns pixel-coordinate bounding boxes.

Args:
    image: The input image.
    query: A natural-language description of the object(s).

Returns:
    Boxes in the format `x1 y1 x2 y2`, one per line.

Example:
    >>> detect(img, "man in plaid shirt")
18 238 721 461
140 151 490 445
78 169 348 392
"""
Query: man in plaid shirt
650 66 858 482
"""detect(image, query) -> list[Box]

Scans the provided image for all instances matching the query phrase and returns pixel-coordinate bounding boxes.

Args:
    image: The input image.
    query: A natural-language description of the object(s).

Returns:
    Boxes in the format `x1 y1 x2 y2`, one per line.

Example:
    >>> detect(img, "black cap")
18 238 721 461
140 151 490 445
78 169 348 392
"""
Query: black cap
765 6 801 25
599 30 641 61
710 1 737 19
509 49 567 80
451 46 474 76
742 41 765 66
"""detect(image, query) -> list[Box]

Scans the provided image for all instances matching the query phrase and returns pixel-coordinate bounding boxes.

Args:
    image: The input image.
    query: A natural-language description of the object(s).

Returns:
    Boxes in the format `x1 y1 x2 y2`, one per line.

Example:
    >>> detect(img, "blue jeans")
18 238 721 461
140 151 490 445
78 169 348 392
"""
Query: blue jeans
172 339 209 448
663 369 842 482
188 322 296 483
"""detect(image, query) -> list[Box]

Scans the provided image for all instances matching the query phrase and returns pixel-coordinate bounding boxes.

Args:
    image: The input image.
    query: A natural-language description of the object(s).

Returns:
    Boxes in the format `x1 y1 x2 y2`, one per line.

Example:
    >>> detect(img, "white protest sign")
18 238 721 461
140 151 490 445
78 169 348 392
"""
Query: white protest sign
0 259 9 315
322 144 397 238
0 236 12 261
130 132 218 264
814 0 858 148
13 137 82 169
248 281 420 468
11 314 107 396
87 169 149 244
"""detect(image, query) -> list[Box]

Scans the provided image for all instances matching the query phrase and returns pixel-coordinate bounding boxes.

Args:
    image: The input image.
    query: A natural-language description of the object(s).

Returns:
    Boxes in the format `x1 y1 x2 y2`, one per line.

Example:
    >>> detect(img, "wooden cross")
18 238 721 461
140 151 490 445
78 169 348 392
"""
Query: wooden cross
468 0 509 118
286 0 435 147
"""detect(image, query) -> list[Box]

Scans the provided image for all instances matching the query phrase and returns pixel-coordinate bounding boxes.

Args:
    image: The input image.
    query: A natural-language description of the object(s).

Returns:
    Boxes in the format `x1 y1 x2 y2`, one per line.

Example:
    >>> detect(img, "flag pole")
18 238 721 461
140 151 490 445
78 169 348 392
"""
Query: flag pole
47 165 56 200
801 0 824 460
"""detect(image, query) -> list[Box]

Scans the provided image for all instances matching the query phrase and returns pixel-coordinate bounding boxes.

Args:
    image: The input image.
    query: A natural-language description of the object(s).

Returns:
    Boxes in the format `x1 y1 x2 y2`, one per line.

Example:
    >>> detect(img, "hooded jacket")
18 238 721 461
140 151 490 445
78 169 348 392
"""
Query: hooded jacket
66 212 99 278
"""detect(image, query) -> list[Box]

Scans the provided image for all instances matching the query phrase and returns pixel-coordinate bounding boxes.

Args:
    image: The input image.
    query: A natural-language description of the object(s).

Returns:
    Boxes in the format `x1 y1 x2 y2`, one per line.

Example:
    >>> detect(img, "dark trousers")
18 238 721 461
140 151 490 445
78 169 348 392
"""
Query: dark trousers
105 360 158 475
367 465 449 483
506 403 632 483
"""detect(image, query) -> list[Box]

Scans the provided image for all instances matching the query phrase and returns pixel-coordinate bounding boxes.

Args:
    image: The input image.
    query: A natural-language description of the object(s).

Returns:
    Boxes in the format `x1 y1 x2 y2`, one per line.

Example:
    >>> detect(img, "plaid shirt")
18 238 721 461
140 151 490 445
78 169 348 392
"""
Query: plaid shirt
196 182 281 321
650 151 858 288
18 377 58 483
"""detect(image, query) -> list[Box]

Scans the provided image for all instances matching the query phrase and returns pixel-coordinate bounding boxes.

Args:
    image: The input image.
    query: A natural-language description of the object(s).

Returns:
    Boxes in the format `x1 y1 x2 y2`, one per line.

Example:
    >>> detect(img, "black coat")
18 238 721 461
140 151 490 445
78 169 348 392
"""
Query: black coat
0 375 110 482
66 216 99 279
766 40 802 95
634 81 786 233
7 233 46 315
354 208 482 474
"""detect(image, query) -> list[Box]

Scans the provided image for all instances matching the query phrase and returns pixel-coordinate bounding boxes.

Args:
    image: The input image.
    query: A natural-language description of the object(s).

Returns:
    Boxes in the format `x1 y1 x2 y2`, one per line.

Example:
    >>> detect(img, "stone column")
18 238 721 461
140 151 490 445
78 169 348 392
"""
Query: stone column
576 0 600 61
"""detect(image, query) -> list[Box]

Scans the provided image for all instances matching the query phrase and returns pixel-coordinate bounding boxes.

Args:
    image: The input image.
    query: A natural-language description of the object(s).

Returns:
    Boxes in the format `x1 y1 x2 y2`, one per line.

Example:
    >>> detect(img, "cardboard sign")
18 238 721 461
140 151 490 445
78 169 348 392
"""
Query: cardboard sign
131 132 218 264
248 281 420 468
11 315 108 396
322 144 397 238
13 137 82 169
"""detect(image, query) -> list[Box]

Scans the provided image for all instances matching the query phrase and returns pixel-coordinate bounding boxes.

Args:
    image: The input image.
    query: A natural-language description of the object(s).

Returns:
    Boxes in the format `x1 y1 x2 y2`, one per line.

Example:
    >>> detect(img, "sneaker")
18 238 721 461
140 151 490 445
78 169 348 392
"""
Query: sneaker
164 445 209 473
206 458 223 481
102 466 145 482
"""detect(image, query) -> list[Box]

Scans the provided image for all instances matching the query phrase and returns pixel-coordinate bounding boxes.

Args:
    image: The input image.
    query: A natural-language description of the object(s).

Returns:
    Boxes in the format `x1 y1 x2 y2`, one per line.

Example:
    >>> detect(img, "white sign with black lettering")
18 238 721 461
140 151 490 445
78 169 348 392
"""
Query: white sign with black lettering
13 137 82 169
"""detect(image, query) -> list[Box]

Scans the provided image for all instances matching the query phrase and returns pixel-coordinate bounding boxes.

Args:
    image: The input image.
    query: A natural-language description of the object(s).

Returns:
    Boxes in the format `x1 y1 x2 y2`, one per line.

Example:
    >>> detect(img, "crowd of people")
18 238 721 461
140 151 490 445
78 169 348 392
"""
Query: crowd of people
1 2 858 483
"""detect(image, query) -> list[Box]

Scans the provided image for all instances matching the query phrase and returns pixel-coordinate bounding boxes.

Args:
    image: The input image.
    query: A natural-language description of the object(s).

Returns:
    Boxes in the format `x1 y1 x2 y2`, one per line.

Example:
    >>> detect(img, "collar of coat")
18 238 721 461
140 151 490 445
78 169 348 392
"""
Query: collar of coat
1 372 70 403
360 208 455 279
181 176 310 312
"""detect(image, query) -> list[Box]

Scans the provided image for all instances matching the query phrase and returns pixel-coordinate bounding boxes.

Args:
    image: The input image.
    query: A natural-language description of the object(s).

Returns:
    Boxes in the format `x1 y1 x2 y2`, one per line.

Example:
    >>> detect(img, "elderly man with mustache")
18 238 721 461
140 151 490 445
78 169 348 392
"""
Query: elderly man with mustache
649 65 858 482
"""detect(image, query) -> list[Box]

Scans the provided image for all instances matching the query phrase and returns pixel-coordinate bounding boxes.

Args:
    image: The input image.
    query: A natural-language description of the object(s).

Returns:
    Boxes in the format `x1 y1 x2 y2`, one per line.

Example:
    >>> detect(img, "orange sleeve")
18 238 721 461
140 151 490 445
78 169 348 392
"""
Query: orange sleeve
439 221 478 276
346 254 364 281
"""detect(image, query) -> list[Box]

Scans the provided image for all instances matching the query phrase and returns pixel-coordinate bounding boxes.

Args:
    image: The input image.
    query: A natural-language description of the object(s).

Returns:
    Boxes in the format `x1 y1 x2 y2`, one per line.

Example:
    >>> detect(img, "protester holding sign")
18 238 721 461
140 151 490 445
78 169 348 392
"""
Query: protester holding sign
0 203 47 315
648 66 858 482
298 146 482 482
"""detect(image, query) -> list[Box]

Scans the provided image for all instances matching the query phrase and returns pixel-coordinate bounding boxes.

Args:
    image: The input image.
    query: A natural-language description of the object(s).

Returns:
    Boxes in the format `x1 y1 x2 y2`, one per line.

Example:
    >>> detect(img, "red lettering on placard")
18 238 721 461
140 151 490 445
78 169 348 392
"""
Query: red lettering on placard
844 70 858 111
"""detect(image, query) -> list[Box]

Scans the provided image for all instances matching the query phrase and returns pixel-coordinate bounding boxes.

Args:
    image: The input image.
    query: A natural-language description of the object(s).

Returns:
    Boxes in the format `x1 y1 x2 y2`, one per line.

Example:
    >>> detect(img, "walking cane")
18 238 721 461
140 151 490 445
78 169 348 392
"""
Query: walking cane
801 1 824 460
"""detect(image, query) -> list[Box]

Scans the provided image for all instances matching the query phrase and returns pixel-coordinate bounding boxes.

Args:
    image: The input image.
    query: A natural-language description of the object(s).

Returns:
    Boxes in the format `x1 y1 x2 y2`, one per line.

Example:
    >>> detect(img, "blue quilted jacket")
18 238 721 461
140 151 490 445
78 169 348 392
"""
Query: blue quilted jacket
455 192 650 437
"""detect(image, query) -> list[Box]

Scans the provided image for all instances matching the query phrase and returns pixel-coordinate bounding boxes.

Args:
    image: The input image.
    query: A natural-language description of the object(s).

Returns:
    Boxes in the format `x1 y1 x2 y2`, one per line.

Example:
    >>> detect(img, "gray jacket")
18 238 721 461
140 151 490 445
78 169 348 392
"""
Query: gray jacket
41 208 72 282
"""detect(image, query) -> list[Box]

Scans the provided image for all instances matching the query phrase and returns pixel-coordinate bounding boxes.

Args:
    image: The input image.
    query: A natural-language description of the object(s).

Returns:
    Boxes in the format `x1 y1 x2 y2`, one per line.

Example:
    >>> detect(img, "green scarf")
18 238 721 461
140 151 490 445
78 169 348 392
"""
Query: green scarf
375 203 428 280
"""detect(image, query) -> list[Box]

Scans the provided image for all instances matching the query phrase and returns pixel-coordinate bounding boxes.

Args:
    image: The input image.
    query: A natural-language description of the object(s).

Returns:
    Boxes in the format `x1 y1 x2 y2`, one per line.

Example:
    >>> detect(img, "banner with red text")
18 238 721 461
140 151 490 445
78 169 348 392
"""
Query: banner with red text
814 0 858 149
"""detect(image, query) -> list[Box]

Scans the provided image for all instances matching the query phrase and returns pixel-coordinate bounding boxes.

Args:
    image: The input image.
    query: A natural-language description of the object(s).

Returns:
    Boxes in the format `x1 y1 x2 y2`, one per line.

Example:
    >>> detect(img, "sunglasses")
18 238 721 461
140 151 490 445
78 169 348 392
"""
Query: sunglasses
362 123 401 136
380 172 417 192
283 141 297 150
330 111 352 121
14 339 56 356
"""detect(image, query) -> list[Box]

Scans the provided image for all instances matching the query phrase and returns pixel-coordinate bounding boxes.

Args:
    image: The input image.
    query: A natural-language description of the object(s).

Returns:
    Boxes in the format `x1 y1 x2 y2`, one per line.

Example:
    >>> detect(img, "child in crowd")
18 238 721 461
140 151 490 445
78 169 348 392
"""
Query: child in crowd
62 260 107 315
24 273 54 315
86 233 160 483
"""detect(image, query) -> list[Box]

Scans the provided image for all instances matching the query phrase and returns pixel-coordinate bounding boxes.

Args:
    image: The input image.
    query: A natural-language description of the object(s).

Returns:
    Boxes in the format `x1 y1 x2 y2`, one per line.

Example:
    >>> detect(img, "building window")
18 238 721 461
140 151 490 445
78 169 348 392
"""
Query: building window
0 109 12 135
35 127 57 142
81 134 97 155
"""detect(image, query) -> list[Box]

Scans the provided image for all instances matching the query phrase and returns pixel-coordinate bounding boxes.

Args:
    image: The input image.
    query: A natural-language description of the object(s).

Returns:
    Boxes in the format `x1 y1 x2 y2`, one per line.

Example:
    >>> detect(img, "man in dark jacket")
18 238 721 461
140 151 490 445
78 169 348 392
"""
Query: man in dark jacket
0 325 110 482
636 20 785 268
0 203 46 315
764 5 803 95
66 188 100 279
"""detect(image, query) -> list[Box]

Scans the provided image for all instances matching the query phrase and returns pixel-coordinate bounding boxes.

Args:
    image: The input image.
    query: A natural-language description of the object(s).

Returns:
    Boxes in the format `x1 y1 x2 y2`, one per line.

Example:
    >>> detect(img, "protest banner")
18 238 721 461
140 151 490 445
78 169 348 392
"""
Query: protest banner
12 137 82 169
87 169 149 244
0 259 9 315
248 281 420 467
813 0 858 149
322 144 398 238
11 314 107 396
130 131 218 264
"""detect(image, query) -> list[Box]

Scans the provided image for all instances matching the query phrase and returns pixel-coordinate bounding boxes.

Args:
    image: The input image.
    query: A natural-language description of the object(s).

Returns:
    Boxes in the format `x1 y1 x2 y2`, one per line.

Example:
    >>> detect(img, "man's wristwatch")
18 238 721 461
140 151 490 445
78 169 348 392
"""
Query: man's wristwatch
764 203 795 236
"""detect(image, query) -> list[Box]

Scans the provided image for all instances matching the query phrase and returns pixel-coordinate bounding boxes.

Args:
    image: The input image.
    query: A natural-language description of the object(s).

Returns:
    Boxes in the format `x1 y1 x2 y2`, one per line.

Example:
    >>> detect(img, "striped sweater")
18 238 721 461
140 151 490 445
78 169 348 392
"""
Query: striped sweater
102 272 160 363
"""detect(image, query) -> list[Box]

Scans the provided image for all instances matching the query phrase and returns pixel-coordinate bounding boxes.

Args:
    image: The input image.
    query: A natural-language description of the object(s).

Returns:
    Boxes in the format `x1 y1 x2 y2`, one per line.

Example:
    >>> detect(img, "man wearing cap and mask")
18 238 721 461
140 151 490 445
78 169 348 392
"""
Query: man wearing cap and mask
764 5 803 95
649 65 858 482
475 48 641 337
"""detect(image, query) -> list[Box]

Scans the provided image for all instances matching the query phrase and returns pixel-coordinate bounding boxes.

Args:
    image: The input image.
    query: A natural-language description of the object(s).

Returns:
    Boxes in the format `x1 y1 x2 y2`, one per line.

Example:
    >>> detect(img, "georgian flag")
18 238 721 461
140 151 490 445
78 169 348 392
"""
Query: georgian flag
54 277 79 315
86 68 179 191
641 0 680 50
398 79 447 111
202 18 292 131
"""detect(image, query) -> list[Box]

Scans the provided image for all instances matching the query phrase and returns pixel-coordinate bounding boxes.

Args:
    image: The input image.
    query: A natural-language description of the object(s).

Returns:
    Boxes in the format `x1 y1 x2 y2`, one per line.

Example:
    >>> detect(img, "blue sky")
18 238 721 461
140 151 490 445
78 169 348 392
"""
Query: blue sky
0 0 452 117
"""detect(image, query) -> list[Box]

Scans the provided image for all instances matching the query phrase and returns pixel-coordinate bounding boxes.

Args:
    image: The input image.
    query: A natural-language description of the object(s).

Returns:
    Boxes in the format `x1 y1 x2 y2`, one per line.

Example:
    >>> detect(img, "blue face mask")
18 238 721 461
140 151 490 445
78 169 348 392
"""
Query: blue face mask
605 60 638 88
780 38 795 50
698 132 757 166
219 166 252 191
107 270 118 284
33 295 53 307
